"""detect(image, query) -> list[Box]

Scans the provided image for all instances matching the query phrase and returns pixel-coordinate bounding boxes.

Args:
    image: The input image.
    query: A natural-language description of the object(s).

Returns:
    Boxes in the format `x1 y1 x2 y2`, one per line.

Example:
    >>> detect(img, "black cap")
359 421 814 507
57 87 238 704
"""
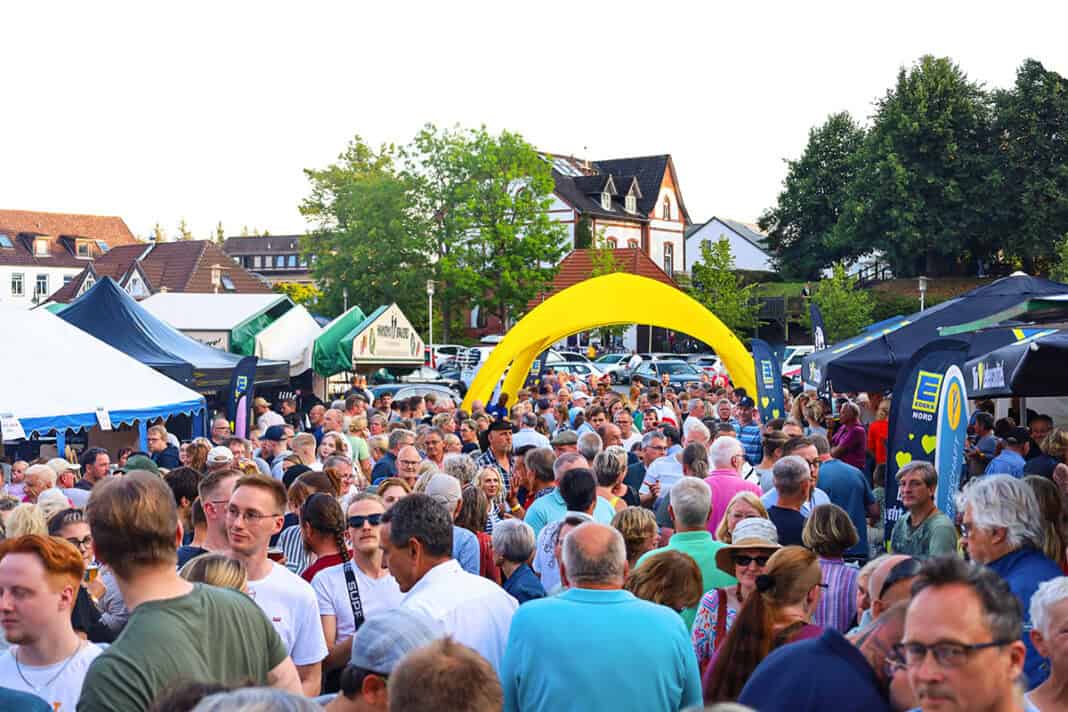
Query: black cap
738 396 755 409
488 419 514 433
263 425 286 442
282 464 313 490
1005 427 1032 445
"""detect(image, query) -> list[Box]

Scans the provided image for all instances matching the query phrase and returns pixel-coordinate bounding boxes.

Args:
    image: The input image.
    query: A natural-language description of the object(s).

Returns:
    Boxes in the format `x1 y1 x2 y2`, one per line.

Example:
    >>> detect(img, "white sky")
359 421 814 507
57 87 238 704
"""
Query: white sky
3 1 1066 240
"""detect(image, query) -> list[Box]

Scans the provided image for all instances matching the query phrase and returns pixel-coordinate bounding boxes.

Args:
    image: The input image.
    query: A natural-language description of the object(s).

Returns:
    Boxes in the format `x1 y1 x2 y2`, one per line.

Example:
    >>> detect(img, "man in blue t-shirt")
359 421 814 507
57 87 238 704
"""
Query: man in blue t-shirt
735 397 763 466
812 435 878 560
985 427 1029 478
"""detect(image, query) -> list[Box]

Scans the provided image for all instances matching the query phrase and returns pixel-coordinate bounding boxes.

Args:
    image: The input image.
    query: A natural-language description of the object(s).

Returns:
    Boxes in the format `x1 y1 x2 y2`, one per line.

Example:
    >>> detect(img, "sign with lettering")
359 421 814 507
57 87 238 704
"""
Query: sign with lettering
350 303 424 366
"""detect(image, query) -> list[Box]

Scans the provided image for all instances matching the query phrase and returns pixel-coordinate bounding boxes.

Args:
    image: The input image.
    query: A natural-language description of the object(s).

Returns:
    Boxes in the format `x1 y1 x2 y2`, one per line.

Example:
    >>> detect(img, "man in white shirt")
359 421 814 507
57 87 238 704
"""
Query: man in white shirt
380 493 517 672
0 534 102 710
312 493 402 681
614 410 643 453
254 397 286 436
511 413 551 451
227 474 328 696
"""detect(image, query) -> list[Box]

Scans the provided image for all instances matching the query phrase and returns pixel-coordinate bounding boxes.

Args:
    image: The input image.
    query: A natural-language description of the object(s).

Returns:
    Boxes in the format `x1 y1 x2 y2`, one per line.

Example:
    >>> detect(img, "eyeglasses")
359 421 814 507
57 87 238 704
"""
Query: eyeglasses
806 459 821 468
398 459 422 469
348 514 383 528
65 535 93 549
645 444 667 452
959 523 986 539
734 554 770 567
891 640 1014 668
227 506 282 523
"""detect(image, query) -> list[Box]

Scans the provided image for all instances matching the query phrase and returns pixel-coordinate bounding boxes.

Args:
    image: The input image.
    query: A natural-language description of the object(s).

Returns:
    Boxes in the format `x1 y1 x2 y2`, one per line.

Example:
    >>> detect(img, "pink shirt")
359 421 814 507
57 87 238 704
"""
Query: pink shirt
705 470 763 536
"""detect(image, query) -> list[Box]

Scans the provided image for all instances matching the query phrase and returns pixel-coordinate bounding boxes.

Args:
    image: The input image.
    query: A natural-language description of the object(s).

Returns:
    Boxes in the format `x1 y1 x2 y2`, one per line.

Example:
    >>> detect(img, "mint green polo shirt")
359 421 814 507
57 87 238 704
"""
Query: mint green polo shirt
637 530 737 629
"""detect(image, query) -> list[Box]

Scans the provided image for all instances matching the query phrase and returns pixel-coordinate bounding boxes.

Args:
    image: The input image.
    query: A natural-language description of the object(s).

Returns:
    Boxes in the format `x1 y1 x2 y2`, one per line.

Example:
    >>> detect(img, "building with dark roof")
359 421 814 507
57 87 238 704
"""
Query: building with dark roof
684 216 774 274
46 239 273 305
0 209 140 308
221 235 312 285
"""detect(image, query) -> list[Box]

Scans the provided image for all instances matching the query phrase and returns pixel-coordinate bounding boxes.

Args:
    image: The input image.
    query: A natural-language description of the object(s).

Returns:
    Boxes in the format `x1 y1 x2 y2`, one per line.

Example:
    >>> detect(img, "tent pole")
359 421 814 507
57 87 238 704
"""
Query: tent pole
137 421 148 453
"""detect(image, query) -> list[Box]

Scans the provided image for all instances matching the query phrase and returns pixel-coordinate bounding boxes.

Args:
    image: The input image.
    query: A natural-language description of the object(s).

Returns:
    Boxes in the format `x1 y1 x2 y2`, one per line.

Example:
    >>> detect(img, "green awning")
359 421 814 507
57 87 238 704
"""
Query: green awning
43 303 67 314
939 296 1068 336
230 298 295 356
312 305 367 376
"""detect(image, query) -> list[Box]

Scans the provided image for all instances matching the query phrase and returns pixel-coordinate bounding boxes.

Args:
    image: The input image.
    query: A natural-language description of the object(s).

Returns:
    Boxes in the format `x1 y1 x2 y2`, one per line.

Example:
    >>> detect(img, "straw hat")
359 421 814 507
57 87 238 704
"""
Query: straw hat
714 517 781 575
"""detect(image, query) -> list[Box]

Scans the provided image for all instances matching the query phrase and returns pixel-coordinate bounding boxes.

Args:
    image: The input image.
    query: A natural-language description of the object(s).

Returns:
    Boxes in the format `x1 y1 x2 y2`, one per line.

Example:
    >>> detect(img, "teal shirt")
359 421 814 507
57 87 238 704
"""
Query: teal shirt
524 489 617 537
637 530 737 629
502 588 702 712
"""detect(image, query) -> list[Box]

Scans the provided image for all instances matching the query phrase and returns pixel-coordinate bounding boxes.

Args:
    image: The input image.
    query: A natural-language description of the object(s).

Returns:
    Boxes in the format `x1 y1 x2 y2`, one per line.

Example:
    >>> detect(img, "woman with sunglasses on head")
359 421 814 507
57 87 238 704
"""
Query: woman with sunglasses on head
692 517 780 671
309 492 401 693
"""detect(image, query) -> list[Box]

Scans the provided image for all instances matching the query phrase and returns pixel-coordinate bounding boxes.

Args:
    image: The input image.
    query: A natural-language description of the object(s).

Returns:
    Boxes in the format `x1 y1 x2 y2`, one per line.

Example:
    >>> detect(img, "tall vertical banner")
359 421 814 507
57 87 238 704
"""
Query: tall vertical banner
884 340 969 542
809 301 827 351
751 338 784 423
226 356 259 439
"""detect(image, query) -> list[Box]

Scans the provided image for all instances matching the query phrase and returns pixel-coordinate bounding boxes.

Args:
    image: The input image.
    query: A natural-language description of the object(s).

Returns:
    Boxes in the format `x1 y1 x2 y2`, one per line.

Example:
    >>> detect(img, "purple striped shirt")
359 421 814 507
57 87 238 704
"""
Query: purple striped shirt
812 557 858 633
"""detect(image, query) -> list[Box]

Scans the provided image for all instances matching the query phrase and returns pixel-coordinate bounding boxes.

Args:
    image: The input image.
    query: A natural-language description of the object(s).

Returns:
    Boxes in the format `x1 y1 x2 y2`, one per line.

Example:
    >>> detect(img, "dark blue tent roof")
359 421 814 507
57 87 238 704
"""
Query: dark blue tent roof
965 328 1065 398
802 273 1068 393
59 277 289 392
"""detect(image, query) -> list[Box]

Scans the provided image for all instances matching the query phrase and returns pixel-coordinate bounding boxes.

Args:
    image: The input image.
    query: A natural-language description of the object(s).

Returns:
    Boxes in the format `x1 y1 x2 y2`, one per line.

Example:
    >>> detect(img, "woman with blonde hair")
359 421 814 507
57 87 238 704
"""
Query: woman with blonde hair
180 552 249 593
5 503 47 538
703 545 824 702
185 440 210 473
715 491 769 544
475 466 507 531
611 506 658 568
318 432 351 461
624 549 703 614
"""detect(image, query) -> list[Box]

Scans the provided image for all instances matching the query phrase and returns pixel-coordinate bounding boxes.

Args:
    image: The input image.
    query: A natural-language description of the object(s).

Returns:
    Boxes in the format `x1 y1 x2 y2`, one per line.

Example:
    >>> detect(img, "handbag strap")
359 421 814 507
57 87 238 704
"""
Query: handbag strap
713 588 728 651
342 560 366 631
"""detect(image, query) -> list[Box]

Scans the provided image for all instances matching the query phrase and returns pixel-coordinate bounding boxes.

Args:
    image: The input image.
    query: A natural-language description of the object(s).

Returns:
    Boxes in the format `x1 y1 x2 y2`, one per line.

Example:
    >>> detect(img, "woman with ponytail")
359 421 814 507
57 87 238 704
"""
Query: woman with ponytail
298 493 349 583
702 545 825 703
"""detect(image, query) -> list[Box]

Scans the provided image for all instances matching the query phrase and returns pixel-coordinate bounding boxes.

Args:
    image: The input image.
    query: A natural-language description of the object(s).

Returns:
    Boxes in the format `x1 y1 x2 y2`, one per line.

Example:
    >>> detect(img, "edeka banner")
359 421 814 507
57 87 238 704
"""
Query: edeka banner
750 339 784 423
226 356 258 439
884 340 969 542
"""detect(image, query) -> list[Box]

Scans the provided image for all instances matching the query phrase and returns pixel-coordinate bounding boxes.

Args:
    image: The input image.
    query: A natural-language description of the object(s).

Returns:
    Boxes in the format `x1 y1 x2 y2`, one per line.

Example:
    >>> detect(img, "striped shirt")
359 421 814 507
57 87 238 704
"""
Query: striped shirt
812 557 859 633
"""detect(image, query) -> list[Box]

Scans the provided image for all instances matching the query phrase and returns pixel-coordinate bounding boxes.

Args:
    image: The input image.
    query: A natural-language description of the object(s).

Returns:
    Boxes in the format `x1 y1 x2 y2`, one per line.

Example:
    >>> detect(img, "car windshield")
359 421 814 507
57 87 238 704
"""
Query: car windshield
660 361 697 375
596 354 623 364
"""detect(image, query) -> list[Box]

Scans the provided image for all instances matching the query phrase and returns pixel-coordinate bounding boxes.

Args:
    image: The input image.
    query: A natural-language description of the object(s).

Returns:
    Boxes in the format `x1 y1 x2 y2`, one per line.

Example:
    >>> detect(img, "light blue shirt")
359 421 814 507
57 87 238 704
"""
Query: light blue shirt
985 449 1027 478
761 487 831 518
453 526 480 576
501 588 702 712
524 489 617 537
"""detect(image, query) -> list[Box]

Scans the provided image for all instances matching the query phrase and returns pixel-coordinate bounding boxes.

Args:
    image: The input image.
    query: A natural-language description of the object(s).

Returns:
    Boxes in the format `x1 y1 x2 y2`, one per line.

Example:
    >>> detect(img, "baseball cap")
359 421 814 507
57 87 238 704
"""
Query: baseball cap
351 609 442 673
1005 427 1031 445
737 396 755 409
572 391 590 403
123 454 160 475
262 425 286 442
207 446 234 465
253 397 271 407
424 474 462 509
46 457 80 475
551 430 579 446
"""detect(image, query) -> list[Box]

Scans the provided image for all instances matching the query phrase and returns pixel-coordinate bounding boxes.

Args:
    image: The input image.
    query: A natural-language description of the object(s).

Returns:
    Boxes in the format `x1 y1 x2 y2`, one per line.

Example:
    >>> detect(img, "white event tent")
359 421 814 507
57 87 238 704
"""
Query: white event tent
0 303 206 442
254 304 322 376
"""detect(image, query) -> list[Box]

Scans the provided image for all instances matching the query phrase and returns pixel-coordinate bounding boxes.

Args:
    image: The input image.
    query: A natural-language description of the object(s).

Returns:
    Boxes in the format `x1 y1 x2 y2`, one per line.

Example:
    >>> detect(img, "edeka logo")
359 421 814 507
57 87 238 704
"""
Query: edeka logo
760 360 775 388
912 370 943 414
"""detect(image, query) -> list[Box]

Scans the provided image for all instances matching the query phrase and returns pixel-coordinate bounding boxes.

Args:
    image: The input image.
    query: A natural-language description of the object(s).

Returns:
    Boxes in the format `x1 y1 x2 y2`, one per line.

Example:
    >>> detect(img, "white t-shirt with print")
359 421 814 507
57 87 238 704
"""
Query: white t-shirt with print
311 560 403 641
0 641 101 710
248 561 328 666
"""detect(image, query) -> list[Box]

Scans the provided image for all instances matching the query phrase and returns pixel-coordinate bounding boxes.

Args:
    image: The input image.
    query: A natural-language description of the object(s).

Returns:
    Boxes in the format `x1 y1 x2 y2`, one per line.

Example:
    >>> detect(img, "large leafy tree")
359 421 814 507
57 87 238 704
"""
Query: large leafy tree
300 137 432 322
811 263 874 342
759 112 866 279
837 56 996 277
991 59 1068 272
689 236 761 337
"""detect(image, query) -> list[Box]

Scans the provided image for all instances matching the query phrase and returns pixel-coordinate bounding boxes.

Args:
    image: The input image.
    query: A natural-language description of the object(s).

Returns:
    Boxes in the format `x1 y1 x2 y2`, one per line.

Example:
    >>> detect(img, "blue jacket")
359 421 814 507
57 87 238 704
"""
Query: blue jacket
501 588 702 712
817 459 875 558
988 546 1063 689
452 526 480 576
739 628 891 712
502 564 546 604
151 444 181 470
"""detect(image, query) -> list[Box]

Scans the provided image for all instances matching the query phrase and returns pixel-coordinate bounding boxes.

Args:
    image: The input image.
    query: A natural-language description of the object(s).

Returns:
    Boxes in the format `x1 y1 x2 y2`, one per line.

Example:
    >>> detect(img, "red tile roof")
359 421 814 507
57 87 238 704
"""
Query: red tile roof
526 248 679 311
0 209 140 268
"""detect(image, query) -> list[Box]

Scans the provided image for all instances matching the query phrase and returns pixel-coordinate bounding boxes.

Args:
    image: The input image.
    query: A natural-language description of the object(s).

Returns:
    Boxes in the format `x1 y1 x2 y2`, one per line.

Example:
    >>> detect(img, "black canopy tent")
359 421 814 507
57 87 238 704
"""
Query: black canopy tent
801 273 1068 393
964 329 1067 399
59 278 289 392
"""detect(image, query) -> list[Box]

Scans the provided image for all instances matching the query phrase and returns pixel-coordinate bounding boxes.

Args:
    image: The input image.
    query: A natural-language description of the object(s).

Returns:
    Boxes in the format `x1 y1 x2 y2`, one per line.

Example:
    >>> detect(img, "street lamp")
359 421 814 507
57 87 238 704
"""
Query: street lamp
918 275 929 311
426 280 435 357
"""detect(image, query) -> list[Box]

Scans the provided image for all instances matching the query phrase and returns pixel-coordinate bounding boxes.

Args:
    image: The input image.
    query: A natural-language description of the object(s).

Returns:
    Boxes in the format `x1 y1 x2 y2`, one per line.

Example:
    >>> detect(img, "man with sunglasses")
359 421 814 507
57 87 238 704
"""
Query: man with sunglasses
227 474 328 696
901 556 1035 712
312 493 402 686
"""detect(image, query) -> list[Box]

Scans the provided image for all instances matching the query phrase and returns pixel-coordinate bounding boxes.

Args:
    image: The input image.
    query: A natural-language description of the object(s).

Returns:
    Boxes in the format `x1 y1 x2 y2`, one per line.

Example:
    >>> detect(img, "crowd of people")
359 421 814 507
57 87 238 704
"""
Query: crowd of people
0 367 1067 712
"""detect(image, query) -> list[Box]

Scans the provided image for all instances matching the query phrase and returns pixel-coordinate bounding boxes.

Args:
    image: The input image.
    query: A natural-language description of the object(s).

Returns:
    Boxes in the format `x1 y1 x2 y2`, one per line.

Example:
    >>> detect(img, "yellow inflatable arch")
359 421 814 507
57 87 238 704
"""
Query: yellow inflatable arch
461 273 756 412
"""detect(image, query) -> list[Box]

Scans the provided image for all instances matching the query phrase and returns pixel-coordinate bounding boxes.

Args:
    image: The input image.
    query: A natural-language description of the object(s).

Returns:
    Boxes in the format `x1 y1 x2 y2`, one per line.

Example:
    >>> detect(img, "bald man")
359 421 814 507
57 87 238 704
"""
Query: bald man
868 555 921 621
395 445 423 490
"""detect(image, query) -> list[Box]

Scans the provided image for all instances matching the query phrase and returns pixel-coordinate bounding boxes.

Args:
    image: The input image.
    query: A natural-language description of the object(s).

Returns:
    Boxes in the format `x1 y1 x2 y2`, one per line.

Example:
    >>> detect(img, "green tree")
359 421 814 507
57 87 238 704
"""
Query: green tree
811 263 874 342
759 112 866 279
176 218 193 241
1049 234 1068 283
991 59 1068 272
589 234 628 343
215 221 225 244
300 136 431 322
574 215 593 249
837 56 996 277
273 281 321 307
152 222 166 243
689 236 761 337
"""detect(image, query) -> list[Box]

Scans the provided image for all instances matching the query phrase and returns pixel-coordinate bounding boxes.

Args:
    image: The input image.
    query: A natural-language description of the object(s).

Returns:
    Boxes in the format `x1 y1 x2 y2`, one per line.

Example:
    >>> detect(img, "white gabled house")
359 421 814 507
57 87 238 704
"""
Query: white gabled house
684 216 775 274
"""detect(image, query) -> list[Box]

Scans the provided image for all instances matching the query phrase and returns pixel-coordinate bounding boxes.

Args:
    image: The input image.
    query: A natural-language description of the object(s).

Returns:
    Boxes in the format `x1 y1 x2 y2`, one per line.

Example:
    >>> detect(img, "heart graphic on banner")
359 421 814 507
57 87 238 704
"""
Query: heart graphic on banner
772 409 781 418
908 433 915 440
895 451 913 469
921 435 937 454
761 397 770 408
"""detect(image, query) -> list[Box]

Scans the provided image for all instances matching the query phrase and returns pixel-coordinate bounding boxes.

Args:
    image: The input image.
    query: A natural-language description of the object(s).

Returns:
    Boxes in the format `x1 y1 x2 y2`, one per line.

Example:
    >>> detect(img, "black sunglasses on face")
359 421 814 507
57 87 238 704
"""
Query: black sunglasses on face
348 514 383 528
734 554 770 567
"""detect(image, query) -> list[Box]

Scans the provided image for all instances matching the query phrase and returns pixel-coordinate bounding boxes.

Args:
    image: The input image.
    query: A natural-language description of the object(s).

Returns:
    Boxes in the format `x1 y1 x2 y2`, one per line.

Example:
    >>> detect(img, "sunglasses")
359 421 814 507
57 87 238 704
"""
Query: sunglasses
348 514 383 528
734 554 770 567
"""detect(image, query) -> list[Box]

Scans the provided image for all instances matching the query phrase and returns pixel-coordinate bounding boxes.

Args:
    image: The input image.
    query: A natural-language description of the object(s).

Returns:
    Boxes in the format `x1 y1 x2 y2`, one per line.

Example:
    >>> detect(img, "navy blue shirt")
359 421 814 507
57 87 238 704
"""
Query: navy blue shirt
817 459 875 559
371 451 397 484
502 563 547 604
768 505 806 547
739 628 891 712
151 445 182 470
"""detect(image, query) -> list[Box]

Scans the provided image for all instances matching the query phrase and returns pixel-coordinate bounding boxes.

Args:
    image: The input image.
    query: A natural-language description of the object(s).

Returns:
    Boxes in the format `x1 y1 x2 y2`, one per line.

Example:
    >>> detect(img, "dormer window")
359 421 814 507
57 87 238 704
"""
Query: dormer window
0 233 12 249
661 197 672 220
76 240 91 258
601 191 612 211
126 276 146 299
34 239 49 257
625 194 637 213
605 238 618 249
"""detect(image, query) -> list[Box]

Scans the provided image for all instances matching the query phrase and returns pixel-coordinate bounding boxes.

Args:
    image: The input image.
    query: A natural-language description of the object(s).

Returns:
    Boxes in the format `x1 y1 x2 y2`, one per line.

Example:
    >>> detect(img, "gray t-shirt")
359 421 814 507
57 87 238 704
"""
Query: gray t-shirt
890 510 958 558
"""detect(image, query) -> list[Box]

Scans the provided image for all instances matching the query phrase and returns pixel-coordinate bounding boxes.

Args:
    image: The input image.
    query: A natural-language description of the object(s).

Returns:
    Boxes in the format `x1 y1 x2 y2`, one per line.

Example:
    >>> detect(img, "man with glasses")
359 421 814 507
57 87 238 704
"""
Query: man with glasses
889 461 957 558
626 431 667 504
227 474 327 696
394 445 423 491
371 429 416 484
146 424 181 469
177 468 240 566
900 556 1033 712
761 437 832 517
312 493 402 687
957 474 1061 690
210 417 232 447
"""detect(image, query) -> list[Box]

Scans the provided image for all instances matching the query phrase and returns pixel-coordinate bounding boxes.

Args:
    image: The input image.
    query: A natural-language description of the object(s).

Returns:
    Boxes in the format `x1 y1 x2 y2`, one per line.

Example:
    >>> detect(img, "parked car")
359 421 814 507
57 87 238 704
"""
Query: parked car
594 353 630 383
781 345 814 376
370 366 467 398
425 343 464 369
686 354 721 375
556 351 592 364
370 383 462 408
624 359 703 387
547 361 605 379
